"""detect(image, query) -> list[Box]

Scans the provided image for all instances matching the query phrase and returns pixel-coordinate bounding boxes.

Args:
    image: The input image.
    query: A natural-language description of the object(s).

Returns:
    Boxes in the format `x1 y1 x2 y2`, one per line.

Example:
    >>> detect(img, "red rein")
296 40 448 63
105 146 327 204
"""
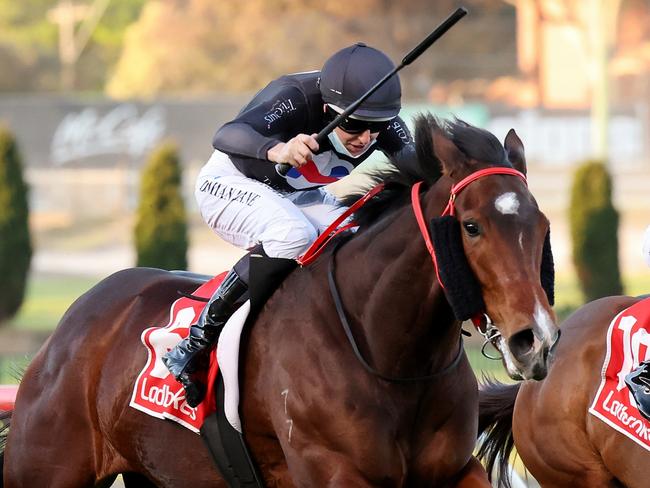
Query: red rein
297 183 385 266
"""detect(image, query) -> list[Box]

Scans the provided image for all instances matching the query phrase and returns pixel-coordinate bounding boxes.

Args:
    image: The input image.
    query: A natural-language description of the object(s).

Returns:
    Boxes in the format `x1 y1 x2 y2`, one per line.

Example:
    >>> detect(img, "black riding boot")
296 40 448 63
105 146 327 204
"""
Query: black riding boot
625 360 650 421
163 268 248 407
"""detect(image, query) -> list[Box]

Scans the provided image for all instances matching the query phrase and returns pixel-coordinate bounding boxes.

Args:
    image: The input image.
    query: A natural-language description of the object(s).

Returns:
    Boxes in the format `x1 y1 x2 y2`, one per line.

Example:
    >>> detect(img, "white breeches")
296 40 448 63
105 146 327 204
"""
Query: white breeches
195 150 348 259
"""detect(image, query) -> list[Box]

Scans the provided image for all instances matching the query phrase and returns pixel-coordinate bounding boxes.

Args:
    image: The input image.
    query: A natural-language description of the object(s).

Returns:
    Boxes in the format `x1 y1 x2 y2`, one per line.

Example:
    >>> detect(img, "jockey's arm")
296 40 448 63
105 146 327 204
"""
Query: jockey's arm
212 84 309 162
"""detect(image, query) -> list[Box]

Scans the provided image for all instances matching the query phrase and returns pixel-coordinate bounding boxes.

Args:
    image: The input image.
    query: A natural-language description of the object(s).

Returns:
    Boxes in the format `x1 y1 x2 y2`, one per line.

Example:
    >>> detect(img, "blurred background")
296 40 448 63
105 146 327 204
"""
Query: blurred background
1 0 649 394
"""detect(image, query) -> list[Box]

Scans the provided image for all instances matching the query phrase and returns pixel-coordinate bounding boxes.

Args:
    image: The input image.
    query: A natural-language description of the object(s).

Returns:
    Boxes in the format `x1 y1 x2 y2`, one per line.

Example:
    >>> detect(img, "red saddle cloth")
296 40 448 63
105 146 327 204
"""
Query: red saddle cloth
129 273 227 433
0 385 17 410
590 297 650 451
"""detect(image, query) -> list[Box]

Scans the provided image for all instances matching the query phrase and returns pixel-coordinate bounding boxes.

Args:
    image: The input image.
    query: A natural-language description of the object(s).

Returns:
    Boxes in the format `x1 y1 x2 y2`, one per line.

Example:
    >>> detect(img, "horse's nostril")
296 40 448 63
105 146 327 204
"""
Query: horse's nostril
508 328 535 360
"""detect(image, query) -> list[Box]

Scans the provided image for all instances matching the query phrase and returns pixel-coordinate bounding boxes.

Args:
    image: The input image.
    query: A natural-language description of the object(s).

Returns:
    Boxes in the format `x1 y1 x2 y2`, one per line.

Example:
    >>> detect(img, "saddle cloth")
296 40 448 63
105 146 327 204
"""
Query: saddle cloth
130 272 250 434
589 297 650 451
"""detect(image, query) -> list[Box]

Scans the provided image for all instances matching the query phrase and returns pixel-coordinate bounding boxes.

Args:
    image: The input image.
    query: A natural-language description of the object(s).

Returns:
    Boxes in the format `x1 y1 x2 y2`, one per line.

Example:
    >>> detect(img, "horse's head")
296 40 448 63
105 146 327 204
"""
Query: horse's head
421 117 559 380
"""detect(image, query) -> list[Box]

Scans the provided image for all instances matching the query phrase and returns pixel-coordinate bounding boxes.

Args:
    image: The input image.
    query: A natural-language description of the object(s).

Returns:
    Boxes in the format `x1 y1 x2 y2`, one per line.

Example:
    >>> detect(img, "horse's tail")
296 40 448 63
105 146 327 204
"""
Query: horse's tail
476 379 520 488
0 409 12 488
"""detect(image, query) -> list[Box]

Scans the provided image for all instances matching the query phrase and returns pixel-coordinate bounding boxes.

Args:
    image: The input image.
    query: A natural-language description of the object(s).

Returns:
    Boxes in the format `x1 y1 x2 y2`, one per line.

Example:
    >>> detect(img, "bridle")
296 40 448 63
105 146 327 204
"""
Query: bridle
411 167 527 357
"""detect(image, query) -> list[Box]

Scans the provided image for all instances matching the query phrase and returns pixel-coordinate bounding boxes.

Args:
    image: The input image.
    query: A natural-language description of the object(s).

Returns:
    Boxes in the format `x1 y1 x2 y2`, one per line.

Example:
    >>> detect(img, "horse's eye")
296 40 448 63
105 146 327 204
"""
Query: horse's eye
463 221 480 237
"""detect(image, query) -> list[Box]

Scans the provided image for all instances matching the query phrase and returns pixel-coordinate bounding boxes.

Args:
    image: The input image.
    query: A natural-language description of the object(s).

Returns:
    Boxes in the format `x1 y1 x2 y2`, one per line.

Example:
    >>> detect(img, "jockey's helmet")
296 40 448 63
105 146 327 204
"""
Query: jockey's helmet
319 43 401 121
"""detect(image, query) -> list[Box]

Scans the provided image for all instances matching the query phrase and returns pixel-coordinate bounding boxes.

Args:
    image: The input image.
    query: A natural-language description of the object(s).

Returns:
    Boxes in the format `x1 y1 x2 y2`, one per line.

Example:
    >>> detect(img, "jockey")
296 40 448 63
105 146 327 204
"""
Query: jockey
163 42 416 407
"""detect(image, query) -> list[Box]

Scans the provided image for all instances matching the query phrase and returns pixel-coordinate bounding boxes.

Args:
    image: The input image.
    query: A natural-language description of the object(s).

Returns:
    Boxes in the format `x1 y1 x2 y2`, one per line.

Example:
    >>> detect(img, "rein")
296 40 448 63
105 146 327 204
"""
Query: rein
328 238 464 383
297 184 385 266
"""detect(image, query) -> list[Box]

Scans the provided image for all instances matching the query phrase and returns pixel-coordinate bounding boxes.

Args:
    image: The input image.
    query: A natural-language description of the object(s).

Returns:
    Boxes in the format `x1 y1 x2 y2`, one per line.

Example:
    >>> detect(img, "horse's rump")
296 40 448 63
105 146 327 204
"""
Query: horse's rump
4 268 221 486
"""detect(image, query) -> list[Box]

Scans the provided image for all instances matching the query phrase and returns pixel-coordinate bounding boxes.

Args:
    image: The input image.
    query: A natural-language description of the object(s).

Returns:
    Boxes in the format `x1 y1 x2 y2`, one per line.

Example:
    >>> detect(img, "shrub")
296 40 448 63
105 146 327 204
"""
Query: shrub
569 160 623 302
0 126 32 324
134 142 188 270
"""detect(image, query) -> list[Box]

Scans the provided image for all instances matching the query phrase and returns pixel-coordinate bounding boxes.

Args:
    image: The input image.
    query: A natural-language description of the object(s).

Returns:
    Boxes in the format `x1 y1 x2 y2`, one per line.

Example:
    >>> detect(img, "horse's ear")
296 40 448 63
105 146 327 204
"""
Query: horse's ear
432 127 470 178
504 129 526 175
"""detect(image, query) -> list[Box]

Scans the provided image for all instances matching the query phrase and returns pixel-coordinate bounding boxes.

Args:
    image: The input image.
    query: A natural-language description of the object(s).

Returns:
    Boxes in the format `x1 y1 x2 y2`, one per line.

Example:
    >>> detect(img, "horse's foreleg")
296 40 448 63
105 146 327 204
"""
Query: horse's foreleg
450 457 492 488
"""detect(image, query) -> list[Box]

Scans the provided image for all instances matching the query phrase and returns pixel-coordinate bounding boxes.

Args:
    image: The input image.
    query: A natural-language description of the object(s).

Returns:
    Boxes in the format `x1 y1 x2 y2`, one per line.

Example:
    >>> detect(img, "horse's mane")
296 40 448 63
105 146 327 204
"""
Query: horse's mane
342 114 510 228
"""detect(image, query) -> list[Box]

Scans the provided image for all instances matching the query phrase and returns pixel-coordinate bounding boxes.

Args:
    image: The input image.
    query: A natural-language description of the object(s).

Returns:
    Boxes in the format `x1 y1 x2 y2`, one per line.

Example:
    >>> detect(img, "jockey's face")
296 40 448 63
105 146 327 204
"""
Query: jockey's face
333 126 379 156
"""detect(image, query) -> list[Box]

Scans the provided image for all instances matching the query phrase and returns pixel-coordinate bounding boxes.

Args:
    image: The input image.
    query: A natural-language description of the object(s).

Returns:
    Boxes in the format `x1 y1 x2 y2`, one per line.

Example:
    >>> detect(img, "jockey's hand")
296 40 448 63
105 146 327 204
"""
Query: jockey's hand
267 134 319 168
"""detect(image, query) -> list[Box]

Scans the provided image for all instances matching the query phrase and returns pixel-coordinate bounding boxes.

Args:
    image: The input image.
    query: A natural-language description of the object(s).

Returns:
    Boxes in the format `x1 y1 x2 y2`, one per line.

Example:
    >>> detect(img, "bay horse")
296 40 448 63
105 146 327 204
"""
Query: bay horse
2 115 558 487
478 295 650 488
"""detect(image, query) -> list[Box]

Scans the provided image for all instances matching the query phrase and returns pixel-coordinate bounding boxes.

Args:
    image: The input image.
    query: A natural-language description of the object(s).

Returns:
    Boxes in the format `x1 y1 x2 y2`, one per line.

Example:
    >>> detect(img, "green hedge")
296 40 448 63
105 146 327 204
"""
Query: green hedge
0 126 32 324
569 160 622 302
134 142 188 270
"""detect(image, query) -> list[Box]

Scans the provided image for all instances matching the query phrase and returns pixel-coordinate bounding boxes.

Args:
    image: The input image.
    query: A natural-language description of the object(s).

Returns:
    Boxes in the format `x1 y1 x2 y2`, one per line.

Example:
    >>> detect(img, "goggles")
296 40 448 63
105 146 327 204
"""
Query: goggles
326 105 392 134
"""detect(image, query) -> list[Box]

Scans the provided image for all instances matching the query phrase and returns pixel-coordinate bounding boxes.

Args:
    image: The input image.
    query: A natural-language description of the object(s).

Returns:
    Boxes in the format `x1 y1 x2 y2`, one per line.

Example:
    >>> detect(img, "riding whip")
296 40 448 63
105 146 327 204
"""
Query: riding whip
276 6 468 176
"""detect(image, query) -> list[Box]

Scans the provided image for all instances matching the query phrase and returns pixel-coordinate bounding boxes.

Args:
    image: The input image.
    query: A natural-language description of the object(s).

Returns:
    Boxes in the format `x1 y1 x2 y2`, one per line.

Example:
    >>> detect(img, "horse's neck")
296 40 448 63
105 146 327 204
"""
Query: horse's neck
335 184 460 378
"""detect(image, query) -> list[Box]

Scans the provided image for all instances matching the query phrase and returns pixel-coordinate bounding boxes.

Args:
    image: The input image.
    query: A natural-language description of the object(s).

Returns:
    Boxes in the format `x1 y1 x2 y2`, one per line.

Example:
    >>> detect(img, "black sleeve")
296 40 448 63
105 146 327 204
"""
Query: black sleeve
212 84 309 160
377 116 413 156
376 117 423 179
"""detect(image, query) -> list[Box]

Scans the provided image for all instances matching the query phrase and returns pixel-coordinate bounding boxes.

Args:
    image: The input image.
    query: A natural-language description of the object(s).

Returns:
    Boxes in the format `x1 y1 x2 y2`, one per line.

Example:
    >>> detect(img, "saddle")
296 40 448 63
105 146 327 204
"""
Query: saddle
130 256 295 488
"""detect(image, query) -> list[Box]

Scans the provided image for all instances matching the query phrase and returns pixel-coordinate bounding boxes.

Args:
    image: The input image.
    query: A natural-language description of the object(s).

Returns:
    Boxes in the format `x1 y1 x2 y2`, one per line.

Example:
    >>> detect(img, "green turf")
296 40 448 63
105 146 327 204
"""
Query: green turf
6 274 102 331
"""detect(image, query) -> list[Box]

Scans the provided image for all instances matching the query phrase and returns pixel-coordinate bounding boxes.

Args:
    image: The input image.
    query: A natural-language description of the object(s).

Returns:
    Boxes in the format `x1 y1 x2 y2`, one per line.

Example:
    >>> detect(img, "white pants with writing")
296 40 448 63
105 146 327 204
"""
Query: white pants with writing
195 150 348 259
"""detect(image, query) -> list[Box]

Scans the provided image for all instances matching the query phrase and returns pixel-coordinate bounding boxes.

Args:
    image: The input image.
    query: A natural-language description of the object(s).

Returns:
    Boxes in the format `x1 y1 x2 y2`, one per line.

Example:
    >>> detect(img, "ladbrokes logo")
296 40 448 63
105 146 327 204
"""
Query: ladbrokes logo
590 300 650 452
139 378 196 419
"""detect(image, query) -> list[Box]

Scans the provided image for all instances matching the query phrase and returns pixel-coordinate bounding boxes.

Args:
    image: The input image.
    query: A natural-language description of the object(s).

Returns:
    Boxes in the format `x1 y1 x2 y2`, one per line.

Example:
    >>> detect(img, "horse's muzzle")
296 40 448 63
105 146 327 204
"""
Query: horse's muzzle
504 326 559 381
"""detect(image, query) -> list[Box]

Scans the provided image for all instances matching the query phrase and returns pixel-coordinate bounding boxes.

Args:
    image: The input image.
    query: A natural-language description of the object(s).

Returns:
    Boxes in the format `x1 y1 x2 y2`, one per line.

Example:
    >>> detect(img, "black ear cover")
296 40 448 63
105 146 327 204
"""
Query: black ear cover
541 230 555 306
430 215 485 321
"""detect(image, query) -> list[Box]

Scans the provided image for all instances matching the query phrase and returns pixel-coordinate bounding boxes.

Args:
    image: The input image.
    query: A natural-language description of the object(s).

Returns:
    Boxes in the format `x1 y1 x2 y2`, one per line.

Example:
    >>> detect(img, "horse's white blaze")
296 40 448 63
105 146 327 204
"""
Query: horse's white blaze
518 232 523 251
534 298 555 343
286 419 294 443
499 336 519 375
495 192 520 215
